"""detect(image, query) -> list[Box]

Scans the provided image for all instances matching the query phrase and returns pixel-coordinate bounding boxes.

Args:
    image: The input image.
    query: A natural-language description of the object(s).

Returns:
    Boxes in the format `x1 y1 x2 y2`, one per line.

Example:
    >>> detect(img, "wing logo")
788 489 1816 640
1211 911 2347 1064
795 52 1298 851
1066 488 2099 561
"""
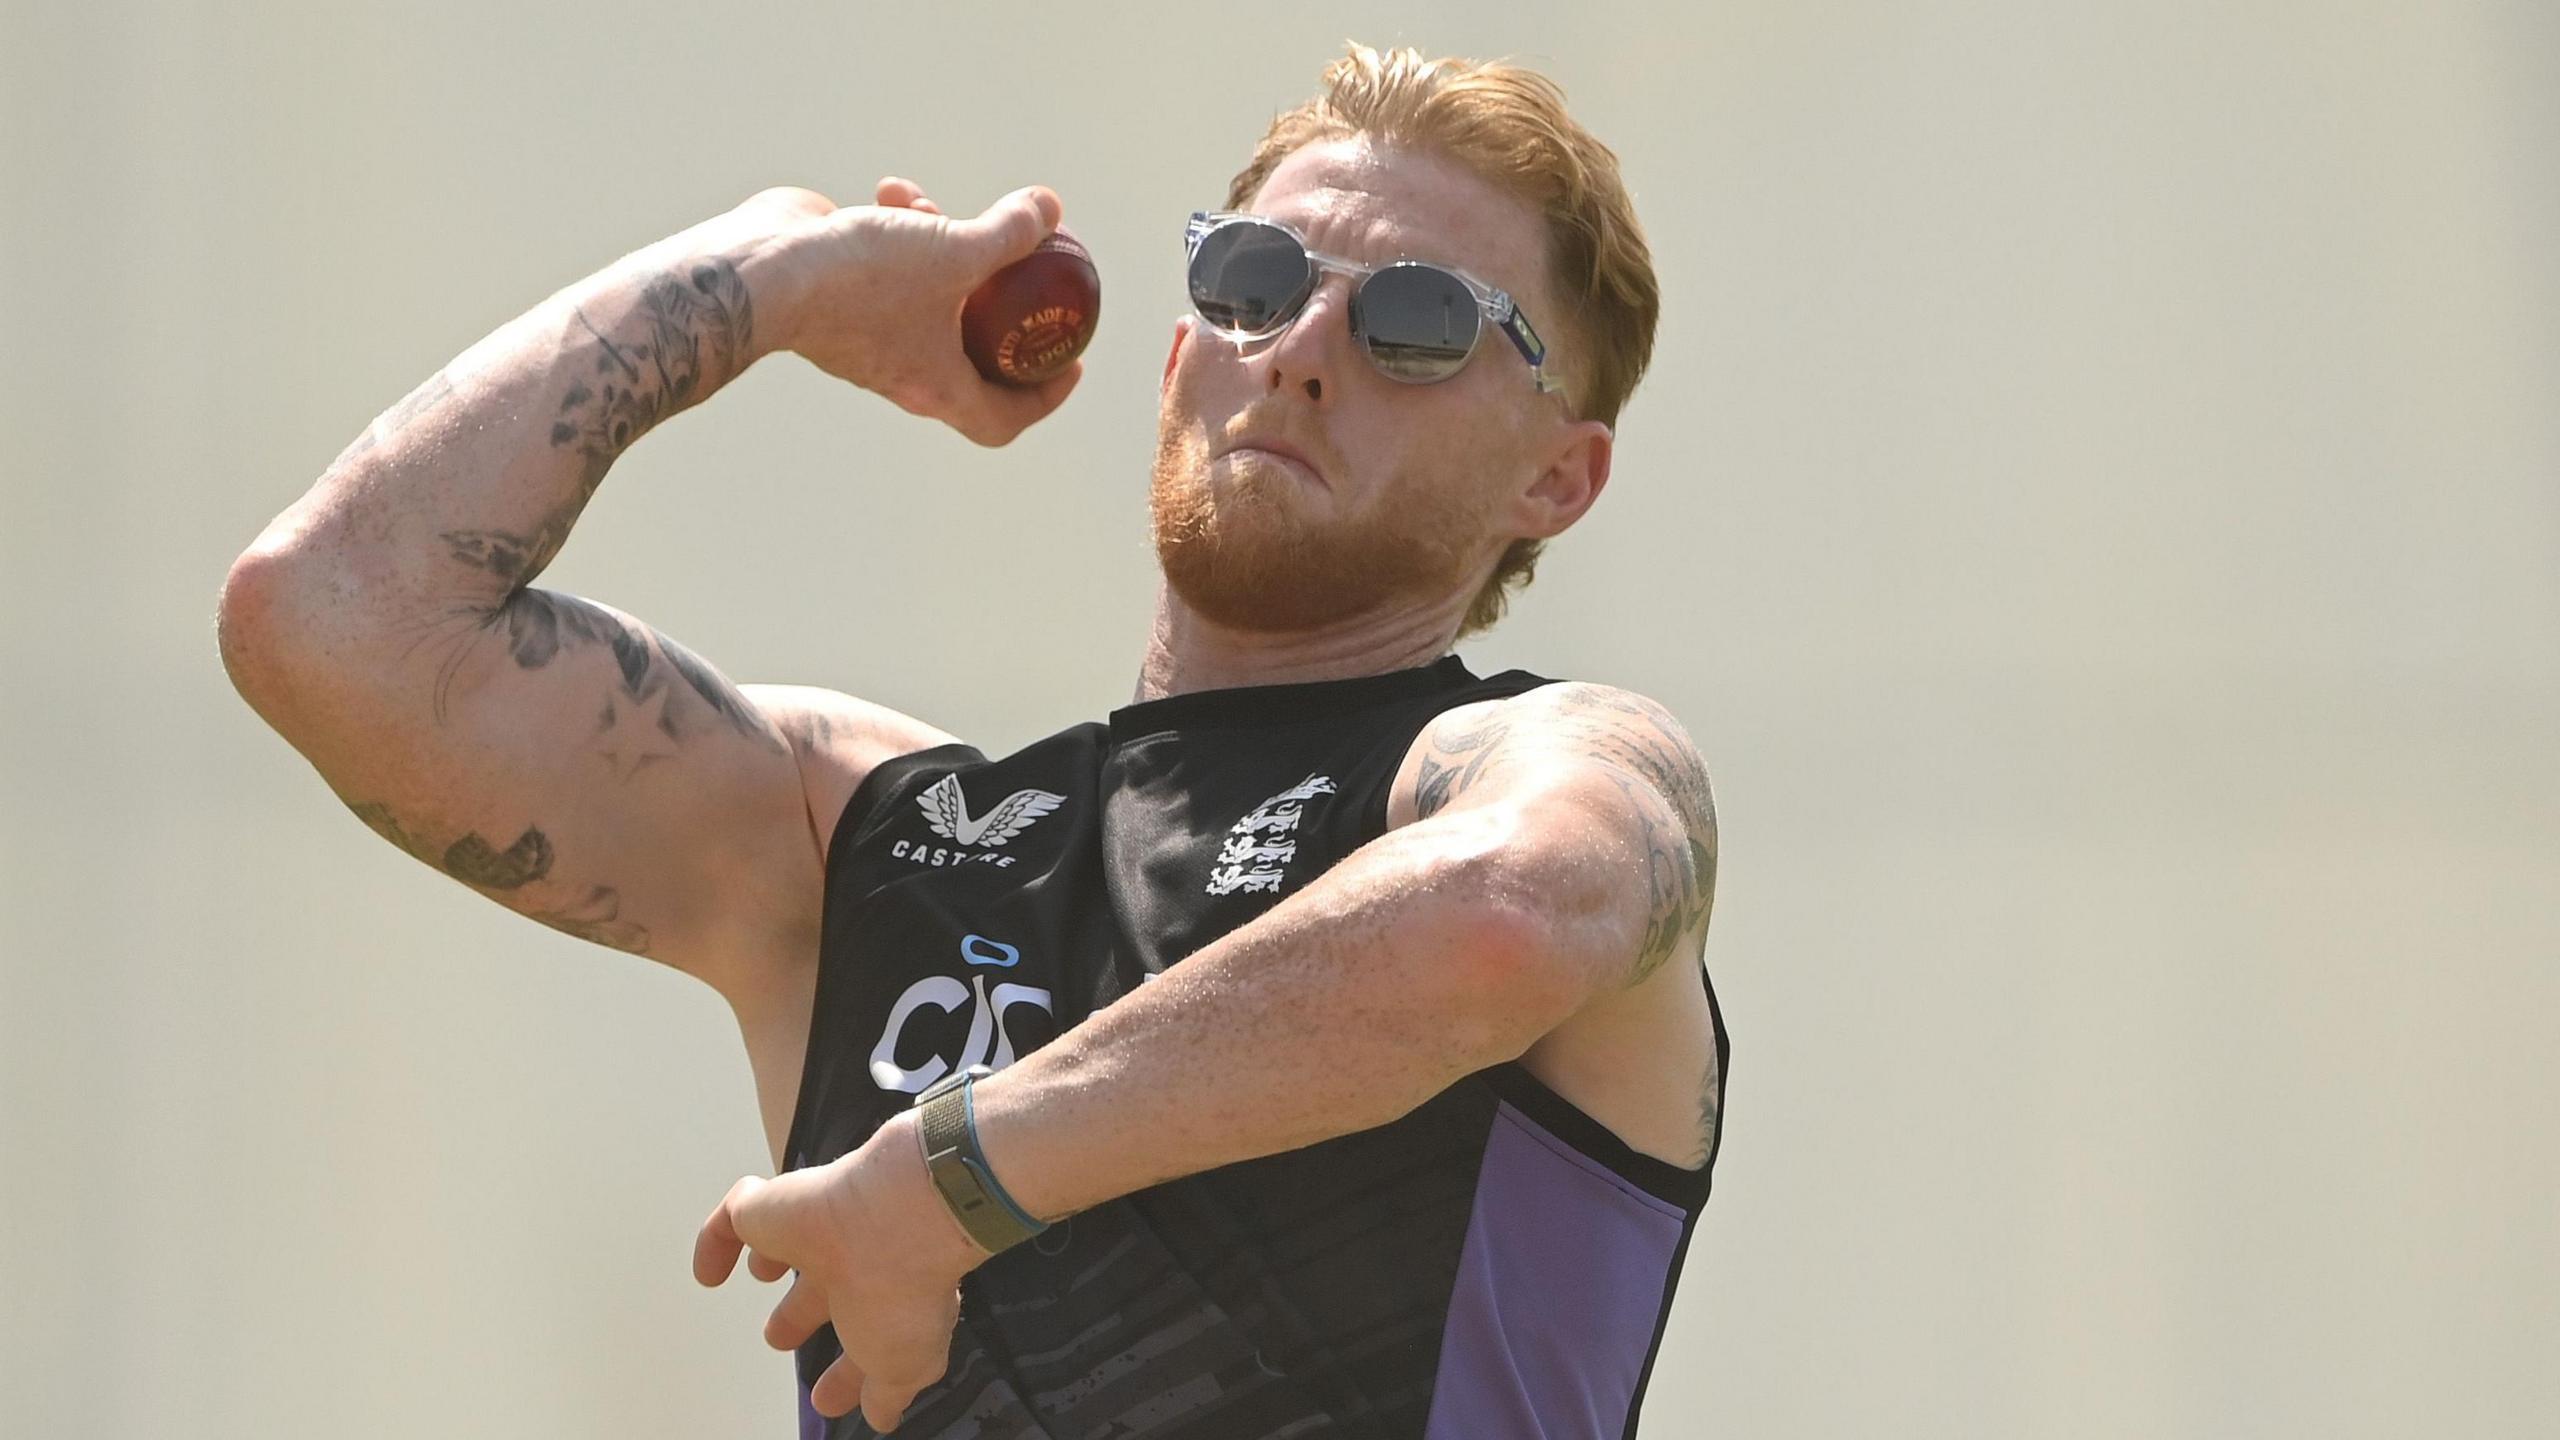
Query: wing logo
918 774 1065 846
899 775 1066 870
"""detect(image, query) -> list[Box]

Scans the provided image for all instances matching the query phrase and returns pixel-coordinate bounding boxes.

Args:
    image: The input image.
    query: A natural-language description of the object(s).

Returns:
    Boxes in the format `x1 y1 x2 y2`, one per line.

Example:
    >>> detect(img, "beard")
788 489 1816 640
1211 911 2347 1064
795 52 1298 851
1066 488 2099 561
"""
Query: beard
1149 409 1488 633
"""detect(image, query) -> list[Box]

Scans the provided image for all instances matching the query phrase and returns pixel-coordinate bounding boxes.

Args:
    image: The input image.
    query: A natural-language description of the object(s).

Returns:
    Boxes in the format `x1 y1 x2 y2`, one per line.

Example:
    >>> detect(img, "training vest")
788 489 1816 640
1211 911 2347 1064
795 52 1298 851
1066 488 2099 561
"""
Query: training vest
782 653 1730 1439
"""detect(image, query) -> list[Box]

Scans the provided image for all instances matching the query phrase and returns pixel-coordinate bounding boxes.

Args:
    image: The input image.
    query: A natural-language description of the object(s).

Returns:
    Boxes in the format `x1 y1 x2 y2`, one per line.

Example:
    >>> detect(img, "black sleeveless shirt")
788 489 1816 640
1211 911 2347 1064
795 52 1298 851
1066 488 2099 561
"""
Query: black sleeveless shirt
782 653 1730 1439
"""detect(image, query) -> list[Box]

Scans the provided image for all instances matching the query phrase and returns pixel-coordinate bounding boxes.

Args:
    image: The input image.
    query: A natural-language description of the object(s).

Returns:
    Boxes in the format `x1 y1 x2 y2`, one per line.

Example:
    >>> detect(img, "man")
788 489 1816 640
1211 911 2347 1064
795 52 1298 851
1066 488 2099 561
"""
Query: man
220 43 1725 1440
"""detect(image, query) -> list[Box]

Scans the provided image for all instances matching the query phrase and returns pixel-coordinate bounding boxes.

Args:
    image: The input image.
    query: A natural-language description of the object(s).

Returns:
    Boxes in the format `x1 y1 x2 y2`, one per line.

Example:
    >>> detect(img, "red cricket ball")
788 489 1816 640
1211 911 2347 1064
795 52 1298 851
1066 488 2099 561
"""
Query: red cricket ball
961 224 1101 387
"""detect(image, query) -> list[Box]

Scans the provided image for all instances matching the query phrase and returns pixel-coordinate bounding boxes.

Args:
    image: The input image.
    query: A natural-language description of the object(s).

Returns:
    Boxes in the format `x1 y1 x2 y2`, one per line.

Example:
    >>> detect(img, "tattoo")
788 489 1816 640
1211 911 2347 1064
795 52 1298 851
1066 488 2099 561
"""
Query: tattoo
1608 772 1688 982
551 261 755 465
360 257 754 603
418 256 759 666
1695 1049 1724 1169
406 577 775 765
518 883 651 952
329 371 458 470
442 825 554 889
1413 685 1717 986
592 681 681 781
777 705 836 755
1549 687 1716 983
348 799 437 863
342 801 652 954
479 582 632 668
405 258 770 762
439 528 545 586
316 266 755 966
652 623 769 739
1412 715 1514 819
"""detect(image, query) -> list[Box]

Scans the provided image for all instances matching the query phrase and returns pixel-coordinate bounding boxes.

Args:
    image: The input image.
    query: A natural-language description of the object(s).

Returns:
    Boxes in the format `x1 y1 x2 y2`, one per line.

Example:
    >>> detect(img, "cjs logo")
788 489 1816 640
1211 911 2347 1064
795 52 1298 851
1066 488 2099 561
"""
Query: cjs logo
868 933 1057 1094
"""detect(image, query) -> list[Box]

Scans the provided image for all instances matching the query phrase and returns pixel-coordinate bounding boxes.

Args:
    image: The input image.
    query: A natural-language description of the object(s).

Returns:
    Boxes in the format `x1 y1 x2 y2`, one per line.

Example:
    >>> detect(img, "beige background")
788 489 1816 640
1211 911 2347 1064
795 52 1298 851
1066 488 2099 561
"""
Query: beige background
4 1 2555 1435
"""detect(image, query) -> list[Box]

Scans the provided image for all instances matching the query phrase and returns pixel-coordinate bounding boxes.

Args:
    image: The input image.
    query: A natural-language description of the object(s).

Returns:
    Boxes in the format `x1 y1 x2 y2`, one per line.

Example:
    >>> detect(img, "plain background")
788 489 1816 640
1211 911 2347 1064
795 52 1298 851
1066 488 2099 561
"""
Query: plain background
4 1 2555 1435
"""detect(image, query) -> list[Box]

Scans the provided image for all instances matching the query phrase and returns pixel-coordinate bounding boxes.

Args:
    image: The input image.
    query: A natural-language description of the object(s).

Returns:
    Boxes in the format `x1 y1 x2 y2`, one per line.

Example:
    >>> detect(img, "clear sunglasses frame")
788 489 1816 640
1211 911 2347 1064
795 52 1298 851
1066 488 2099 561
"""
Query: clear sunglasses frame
1184 210 1568 398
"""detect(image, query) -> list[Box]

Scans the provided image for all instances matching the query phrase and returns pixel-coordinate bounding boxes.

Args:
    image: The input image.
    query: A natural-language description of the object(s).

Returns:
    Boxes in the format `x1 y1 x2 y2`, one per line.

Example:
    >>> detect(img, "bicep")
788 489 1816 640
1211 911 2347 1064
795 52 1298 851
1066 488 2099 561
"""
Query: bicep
247 576 844 992
346 588 822 980
1392 684 1717 987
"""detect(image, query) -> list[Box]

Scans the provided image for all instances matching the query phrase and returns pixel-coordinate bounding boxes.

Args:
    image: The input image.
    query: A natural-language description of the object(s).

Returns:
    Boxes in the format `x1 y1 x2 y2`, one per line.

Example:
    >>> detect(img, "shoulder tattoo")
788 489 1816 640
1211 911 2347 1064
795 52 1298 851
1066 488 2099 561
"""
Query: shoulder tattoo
1411 686 1717 985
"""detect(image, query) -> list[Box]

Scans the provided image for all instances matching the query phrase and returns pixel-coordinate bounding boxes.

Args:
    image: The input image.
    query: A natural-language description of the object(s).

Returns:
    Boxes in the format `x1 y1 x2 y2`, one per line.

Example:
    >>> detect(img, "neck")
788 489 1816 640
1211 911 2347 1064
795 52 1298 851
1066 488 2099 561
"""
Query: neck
1132 581 1472 703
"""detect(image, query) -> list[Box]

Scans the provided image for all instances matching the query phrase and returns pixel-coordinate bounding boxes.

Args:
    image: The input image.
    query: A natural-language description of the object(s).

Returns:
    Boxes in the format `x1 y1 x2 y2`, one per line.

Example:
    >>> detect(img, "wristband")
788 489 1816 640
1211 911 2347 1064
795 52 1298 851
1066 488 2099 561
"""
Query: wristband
912 1064 1048 1255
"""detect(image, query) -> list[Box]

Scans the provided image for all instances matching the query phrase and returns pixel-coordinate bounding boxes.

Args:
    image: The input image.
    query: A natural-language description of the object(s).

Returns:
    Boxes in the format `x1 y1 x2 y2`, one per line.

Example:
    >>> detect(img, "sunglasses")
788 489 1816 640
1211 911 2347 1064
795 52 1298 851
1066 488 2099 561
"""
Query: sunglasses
1184 211 1567 397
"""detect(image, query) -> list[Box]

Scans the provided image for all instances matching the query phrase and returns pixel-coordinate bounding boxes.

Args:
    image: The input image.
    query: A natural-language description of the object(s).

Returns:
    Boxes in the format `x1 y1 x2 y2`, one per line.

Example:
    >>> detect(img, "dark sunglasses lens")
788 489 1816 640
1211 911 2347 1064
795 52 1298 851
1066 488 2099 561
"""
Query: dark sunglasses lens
1189 222 1311 333
1358 264 1479 381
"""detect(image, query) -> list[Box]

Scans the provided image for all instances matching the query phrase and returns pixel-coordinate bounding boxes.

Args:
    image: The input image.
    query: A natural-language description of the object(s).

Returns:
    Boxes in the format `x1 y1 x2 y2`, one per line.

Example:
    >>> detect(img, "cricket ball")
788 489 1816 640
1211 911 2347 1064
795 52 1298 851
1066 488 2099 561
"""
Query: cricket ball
961 224 1101 386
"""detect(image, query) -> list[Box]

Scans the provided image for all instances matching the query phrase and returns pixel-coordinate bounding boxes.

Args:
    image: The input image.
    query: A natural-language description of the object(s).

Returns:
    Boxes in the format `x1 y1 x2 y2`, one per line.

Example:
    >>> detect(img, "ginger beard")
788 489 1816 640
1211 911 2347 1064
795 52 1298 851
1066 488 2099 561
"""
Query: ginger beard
1148 398 1499 634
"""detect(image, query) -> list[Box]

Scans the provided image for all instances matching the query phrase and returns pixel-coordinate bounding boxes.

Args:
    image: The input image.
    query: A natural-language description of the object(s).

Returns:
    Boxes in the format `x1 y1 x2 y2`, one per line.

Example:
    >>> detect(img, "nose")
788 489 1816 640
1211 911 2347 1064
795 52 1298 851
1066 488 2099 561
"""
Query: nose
1258 270 1355 403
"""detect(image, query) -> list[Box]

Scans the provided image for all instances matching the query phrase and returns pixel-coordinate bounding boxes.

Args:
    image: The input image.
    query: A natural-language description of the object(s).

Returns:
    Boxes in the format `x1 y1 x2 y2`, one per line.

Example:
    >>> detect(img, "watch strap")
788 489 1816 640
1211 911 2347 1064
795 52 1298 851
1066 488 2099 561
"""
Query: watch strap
913 1069 1047 1256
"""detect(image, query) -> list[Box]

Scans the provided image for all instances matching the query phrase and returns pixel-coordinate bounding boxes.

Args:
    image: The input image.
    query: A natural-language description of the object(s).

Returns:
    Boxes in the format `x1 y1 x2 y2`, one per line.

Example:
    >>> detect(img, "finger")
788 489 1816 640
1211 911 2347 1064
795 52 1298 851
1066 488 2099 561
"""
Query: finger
960 359 1086 447
691 1175 764 1286
863 1381 921 1435
763 1272 831 1351
741 185 837 221
860 1290 957 1430
874 176 943 218
810 1353 866 1421
952 184 1062 269
747 1247 790 1284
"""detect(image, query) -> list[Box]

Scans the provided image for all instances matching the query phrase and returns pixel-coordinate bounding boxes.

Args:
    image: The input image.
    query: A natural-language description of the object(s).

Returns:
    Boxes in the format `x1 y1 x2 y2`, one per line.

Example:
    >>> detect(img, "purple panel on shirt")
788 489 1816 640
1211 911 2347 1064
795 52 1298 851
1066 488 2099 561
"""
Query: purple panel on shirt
799 1379 824 1440
1423 1100 1690 1440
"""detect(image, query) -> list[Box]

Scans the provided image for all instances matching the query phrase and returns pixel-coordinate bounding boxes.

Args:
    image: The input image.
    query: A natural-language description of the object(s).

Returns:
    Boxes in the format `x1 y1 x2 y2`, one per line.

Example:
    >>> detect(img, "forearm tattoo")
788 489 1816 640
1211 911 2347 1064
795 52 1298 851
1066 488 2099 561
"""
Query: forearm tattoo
389 252 773 748
439 258 757 603
554 263 753 460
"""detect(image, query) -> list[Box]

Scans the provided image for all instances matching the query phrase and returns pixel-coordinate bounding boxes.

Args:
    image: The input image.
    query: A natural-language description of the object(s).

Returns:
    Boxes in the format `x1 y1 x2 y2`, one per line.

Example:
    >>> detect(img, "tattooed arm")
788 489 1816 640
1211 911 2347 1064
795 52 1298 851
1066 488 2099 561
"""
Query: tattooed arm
1392 683 1722 1169
212 183 1067 998
934 682 1722 1236
1399 683 1718 984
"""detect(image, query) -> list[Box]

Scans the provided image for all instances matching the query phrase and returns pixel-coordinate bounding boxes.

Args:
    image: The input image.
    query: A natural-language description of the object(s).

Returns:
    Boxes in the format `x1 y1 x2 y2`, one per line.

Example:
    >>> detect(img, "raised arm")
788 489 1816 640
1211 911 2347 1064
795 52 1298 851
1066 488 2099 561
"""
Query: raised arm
215 182 1080 1000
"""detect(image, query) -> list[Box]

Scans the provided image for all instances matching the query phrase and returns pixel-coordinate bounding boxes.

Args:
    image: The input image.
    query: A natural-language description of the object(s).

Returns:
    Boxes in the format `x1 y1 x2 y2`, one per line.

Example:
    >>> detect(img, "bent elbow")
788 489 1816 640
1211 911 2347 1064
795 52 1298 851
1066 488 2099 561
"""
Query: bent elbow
216 548 298 706
217 542 353 724
1428 814 1616 1055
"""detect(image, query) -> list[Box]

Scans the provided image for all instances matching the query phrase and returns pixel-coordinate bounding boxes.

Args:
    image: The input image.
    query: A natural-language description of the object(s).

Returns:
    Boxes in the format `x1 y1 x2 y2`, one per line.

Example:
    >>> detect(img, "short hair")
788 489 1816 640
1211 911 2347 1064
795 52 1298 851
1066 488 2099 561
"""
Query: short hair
1224 42 1661 636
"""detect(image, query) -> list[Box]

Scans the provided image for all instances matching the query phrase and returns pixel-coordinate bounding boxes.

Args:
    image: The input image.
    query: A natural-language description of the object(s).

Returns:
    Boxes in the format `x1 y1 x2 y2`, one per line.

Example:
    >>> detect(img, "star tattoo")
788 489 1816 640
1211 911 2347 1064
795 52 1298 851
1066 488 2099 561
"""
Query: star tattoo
593 681 680 781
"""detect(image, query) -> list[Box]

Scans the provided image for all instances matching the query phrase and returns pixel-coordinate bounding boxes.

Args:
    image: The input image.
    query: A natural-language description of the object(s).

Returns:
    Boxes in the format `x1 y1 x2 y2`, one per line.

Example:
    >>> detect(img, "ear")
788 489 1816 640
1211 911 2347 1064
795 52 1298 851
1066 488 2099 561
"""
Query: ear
1510 418 1614 540
1161 314 1196 394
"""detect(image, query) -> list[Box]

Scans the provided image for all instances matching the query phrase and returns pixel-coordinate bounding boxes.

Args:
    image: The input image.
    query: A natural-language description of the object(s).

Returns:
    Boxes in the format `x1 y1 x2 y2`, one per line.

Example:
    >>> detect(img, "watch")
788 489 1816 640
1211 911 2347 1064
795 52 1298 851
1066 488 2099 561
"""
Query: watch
911 1064 1050 1256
